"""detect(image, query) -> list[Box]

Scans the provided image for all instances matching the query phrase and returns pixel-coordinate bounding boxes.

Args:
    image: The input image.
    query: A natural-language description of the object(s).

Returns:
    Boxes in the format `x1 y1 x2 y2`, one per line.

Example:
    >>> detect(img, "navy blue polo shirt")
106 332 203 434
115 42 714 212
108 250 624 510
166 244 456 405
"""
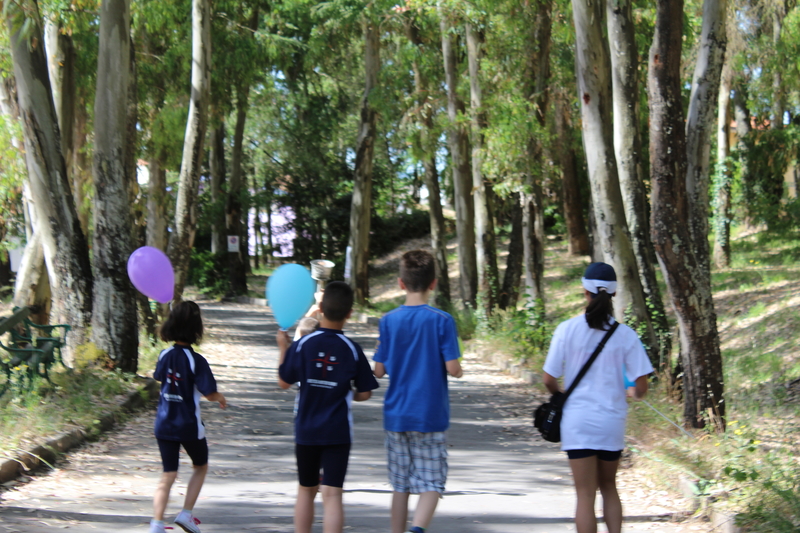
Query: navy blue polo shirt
279 328 379 446
153 345 217 441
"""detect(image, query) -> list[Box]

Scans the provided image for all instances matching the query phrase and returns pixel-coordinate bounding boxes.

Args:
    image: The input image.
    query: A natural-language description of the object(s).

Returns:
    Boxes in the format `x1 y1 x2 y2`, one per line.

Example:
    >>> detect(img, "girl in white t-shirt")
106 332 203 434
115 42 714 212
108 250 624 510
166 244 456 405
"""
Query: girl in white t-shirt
542 262 653 533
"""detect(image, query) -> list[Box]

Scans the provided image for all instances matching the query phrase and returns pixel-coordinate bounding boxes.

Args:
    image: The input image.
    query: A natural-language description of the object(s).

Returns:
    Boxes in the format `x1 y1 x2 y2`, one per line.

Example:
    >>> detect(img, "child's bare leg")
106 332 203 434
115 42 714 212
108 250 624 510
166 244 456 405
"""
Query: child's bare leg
391 492 410 533
295 484 318 533
182 463 208 511
321 485 344 533
153 472 178 520
411 491 440 530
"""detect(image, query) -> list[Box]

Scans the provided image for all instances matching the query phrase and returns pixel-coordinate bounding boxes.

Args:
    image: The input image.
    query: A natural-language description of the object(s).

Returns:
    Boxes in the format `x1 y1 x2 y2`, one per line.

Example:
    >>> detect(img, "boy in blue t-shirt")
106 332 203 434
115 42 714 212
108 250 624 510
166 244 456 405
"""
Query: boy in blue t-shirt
151 301 227 533
277 281 379 533
373 250 463 533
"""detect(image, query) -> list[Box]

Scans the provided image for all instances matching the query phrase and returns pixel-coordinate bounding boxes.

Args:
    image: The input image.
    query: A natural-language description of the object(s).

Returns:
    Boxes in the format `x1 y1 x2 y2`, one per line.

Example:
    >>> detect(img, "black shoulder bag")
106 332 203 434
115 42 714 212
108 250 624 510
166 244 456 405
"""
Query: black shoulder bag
533 322 619 443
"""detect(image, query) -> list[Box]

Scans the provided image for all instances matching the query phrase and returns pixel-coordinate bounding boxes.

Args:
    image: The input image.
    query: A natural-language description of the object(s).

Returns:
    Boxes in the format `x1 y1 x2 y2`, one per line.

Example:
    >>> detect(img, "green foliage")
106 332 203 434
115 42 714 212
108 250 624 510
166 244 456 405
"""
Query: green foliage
483 296 551 364
73 342 107 370
735 126 800 230
187 250 228 296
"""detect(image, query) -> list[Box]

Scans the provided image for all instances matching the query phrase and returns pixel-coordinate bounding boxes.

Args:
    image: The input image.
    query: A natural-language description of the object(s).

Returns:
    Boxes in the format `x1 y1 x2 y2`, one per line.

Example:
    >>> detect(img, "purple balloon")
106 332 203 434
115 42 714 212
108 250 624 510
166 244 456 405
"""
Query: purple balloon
127 246 175 303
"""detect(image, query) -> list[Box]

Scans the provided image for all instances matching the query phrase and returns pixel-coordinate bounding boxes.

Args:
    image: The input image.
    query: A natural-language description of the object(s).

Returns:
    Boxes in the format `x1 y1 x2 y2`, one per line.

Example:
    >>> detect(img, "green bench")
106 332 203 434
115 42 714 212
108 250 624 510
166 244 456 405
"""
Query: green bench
0 307 70 392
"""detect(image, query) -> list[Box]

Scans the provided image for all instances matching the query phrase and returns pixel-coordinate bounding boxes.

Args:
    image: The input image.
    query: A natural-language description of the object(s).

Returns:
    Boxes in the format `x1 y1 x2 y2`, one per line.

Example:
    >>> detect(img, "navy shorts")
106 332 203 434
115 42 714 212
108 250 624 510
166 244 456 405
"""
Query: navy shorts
157 438 209 472
295 443 351 488
566 449 622 461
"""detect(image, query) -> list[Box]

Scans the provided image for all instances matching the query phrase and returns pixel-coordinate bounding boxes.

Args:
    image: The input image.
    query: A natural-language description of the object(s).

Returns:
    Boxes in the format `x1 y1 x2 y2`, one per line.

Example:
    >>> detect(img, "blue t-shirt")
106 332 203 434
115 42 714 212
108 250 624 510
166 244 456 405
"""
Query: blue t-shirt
279 328 379 446
153 345 217 441
373 305 461 432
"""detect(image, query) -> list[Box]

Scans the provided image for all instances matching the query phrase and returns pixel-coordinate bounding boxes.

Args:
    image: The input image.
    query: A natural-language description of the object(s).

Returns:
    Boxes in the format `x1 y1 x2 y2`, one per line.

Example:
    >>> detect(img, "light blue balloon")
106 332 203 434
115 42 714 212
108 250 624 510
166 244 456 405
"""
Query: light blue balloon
266 264 317 329
623 364 636 388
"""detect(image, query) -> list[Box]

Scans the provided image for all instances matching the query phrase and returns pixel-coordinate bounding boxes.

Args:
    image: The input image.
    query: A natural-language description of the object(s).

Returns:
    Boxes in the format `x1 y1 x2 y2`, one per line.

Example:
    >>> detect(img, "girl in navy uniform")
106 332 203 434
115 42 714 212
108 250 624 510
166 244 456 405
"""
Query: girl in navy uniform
150 301 227 533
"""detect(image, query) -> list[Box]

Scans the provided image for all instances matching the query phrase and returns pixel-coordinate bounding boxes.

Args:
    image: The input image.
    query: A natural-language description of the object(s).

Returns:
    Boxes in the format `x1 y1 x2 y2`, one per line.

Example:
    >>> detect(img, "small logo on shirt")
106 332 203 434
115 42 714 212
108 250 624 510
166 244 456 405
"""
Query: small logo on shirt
313 352 339 378
164 368 184 402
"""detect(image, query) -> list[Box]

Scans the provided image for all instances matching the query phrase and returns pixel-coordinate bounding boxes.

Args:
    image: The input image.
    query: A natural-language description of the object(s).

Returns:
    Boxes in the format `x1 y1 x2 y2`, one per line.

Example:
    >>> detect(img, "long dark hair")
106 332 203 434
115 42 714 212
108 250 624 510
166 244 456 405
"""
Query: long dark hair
160 301 204 344
585 291 614 330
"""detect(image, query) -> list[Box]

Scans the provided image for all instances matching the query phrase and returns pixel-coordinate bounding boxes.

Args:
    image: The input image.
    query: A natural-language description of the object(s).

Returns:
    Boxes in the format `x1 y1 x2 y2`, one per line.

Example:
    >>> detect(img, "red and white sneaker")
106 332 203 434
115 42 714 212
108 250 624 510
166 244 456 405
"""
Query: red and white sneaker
174 511 202 533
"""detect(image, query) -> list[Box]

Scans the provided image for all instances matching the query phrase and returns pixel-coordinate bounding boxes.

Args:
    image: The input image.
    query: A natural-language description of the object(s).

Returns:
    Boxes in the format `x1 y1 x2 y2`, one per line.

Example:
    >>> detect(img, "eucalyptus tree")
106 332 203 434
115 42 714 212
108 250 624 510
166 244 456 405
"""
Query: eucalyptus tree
607 0 670 365
167 0 212 301
649 0 726 428
465 12 499 313
439 2 477 307
571 0 660 361
3 0 93 362
349 10 381 305
91 0 138 371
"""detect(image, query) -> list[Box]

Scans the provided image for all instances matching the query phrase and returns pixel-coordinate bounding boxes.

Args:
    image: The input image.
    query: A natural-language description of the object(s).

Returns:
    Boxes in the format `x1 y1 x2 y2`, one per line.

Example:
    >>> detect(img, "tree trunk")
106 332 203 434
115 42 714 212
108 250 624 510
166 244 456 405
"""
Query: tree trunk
348 19 380 305
771 5 785 130
167 0 212 301
684 0 728 284
146 155 168 251
713 60 733 268
466 23 499 313
607 0 671 367
406 17 451 308
555 92 590 256
520 0 552 307
226 87 249 296
210 119 227 254
572 0 659 357
72 100 91 235
499 193 524 310
44 21 76 185
648 0 726 429
440 8 477 307
6 4 93 364
91 0 138 372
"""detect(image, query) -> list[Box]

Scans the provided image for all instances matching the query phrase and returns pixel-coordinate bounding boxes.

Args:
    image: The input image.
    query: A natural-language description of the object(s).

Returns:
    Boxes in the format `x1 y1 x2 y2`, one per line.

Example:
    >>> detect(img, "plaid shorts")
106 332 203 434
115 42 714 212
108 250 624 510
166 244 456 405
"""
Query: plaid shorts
385 431 448 494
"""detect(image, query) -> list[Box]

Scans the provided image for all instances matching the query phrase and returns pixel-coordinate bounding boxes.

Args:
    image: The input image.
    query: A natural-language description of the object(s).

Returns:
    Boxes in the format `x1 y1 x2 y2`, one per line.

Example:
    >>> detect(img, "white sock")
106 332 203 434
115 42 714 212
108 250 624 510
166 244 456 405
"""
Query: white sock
151 519 165 526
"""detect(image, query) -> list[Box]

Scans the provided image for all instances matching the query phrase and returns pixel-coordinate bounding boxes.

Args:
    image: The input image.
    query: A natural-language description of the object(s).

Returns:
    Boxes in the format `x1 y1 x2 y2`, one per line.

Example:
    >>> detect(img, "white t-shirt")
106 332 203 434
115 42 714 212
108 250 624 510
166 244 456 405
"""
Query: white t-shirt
543 315 654 451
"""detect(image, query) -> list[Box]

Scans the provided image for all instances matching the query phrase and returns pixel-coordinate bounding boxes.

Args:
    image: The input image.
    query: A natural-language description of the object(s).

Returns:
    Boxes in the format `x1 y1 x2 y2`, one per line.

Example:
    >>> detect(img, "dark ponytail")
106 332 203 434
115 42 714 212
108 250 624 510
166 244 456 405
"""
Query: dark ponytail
585 291 614 330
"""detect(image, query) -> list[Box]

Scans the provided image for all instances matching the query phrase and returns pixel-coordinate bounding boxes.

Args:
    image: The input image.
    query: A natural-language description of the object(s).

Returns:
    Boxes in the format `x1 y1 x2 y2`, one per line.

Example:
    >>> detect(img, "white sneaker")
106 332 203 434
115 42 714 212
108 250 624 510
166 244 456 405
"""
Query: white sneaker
174 511 202 533
149 520 167 533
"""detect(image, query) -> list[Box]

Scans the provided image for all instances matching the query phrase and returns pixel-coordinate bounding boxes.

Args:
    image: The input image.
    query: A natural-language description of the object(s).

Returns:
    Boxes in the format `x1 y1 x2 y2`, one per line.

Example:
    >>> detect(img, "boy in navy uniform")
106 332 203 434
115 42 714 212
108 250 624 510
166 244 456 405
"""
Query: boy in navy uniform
151 301 227 533
373 250 463 533
277 281 379 533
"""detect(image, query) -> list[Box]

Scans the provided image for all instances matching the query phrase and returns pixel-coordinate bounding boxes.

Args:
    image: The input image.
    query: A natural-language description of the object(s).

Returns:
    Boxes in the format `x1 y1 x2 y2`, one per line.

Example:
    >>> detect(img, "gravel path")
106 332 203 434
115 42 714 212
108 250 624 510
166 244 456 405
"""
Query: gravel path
0 302 702 532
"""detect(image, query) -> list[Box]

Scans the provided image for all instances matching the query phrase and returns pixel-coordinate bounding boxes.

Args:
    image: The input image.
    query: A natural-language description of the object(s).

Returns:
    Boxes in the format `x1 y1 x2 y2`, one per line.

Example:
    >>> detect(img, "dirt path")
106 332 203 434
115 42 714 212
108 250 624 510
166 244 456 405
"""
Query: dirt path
0 302 701 532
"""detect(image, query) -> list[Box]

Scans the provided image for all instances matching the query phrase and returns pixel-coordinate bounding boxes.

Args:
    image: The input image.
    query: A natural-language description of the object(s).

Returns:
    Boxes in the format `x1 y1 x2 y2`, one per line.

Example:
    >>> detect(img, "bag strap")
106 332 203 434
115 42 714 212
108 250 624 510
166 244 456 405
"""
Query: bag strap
562 322 619 403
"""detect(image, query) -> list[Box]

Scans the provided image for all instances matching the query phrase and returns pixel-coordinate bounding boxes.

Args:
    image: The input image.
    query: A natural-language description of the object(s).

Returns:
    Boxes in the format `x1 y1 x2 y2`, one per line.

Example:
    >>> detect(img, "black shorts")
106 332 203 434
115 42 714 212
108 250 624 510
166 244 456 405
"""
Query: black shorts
295 443 351 488
566 449 622 461
157 438 209 472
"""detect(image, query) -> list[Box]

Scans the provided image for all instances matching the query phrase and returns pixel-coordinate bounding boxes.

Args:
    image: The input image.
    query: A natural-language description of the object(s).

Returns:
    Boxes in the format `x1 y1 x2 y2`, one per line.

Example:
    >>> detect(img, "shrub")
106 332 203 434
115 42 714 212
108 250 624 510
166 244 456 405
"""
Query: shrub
187 250 228 296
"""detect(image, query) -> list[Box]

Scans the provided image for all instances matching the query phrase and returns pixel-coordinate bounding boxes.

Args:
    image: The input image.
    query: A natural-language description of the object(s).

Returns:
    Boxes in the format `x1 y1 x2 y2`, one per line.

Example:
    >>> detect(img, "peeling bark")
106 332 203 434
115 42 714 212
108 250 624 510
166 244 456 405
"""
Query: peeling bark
91 0 138 372
348 18 380 306
572 0 658 358
440 7 477 307
167 0 212 301
607 0 670 366
6 4 94 364
648 0 726 429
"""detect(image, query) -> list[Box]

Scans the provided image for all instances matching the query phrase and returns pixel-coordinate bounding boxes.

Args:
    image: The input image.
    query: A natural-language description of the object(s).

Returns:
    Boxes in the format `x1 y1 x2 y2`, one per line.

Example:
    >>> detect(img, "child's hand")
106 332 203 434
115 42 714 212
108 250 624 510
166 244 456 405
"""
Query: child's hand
276 330 290 351
205 392 228 408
